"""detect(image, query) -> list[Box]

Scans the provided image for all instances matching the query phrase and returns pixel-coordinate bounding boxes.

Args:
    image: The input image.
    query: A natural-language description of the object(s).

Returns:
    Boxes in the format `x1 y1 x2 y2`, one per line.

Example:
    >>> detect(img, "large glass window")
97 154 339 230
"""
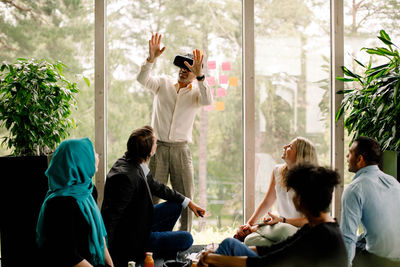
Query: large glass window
254 0 331 210
106 0 243 243
3 0 400 249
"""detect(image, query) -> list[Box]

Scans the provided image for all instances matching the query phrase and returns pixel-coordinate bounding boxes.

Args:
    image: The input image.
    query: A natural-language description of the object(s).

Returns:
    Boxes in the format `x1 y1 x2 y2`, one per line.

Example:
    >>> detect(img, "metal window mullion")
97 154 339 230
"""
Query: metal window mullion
331 0 344 222
243 0 255 223
94 0 107 208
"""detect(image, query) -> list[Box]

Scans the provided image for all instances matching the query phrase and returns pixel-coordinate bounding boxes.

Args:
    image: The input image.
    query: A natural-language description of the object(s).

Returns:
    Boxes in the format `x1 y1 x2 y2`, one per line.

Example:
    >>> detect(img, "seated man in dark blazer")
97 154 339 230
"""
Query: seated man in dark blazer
101 125 205 267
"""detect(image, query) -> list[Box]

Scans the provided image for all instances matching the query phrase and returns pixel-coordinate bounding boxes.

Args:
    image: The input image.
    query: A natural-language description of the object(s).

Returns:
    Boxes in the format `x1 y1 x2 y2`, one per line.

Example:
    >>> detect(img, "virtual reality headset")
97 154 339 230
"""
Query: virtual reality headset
173 54 193 71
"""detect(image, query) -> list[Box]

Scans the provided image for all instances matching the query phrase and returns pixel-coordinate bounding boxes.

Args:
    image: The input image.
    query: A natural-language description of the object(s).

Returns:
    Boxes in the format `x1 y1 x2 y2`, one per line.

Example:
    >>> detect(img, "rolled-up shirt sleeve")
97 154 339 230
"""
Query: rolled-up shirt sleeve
197 80 213 106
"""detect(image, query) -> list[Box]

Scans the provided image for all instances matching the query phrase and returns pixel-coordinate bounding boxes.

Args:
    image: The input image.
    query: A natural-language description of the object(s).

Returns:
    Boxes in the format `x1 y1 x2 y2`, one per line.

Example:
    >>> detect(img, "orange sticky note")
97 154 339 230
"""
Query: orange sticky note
216 101 225 111
229 77 238 86
207 61 216 70
216 88 226 97
206 76 215 86
219 75 228 84
222 62 231 71
204 105 213 111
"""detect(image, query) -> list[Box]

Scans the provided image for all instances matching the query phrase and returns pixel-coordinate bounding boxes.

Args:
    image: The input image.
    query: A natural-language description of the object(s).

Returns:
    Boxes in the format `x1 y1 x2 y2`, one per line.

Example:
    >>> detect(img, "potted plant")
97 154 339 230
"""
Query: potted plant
0 58 80 266
336 30 400 180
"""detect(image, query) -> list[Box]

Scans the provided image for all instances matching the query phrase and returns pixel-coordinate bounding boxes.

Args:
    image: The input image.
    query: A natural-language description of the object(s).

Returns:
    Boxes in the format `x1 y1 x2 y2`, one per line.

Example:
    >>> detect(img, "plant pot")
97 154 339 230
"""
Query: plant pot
0 156 49 267
382 150 400 181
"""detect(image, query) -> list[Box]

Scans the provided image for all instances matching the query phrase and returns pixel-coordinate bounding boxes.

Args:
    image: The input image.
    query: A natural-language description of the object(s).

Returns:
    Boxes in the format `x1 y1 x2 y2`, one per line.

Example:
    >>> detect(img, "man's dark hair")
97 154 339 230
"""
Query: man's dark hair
286 164 340 217
125 125 154 164
353 136 382 165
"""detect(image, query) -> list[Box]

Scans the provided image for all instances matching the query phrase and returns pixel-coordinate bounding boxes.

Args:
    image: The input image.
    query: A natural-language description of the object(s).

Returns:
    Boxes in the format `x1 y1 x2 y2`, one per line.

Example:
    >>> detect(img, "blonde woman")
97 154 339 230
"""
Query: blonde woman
235 137 318 244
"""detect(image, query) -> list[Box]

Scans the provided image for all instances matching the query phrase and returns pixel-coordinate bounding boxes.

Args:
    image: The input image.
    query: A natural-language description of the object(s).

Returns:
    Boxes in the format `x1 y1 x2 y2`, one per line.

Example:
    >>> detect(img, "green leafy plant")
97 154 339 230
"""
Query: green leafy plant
336 30 400 151
0 58 80 156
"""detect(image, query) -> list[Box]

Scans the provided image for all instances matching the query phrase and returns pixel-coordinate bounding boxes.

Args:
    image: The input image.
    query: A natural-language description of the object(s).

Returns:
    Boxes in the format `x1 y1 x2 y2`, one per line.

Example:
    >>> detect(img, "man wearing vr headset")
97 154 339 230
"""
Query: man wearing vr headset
137 33 213 232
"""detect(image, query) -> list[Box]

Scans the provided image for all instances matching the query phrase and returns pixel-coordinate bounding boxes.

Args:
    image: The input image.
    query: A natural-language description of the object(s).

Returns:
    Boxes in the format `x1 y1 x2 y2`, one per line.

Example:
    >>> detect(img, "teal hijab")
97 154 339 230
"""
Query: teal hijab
36 138 107 266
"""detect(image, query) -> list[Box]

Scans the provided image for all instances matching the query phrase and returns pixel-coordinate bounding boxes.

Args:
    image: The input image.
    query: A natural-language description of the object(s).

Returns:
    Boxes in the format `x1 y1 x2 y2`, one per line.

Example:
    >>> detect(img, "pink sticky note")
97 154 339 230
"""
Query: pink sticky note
219 75 228 84
222 62 231 71
206 76 215 86
204 105 213 111
207 60 216 70
216 88 226 97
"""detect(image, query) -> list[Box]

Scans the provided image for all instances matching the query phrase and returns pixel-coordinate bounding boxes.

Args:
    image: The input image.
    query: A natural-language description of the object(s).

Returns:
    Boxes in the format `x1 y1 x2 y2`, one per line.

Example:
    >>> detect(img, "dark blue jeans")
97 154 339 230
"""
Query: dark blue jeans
148 201 193 258
215 238 258 257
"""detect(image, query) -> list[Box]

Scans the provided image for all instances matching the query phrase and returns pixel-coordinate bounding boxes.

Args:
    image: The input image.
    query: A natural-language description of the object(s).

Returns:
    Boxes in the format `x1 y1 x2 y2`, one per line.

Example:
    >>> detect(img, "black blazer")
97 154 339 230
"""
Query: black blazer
101 156 185 266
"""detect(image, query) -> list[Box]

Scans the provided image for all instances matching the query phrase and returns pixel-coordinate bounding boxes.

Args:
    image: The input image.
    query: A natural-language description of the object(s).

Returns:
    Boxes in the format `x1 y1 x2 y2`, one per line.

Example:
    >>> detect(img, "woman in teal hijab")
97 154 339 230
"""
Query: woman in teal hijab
36 138 113 267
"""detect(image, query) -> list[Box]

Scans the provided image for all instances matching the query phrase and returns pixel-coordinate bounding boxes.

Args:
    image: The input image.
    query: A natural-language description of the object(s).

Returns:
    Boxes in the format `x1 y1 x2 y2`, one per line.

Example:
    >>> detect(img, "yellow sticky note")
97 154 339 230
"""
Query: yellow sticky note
216 101 225 111
229 77 238 86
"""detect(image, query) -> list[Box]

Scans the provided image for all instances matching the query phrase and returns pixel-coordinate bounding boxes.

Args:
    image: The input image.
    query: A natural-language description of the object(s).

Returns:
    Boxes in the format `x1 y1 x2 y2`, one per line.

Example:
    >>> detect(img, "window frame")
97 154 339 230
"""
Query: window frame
94 0 345 220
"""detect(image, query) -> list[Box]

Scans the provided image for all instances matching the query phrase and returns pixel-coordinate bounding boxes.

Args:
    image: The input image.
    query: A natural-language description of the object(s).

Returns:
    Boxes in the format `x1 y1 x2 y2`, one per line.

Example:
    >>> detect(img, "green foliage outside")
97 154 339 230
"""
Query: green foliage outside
105 0 245 232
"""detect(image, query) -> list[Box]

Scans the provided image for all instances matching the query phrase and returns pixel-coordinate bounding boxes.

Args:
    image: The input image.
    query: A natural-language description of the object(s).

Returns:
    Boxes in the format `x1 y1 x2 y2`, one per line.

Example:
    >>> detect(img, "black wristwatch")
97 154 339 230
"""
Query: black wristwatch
196 75 205 81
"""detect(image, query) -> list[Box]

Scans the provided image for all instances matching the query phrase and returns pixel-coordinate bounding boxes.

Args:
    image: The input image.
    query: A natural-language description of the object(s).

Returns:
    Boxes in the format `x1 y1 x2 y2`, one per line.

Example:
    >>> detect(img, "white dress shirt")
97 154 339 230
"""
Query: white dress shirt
137 60 213 143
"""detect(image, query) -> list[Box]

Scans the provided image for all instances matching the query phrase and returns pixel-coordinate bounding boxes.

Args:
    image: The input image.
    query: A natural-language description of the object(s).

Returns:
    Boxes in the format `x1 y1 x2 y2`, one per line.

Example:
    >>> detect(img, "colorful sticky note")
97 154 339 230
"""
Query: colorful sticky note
216 101 225 111
206 76 215 86
216 88 226 97
229 77 238 86
204 105 213 111
207 60 216 70
219 75 228 84
222 62 231 71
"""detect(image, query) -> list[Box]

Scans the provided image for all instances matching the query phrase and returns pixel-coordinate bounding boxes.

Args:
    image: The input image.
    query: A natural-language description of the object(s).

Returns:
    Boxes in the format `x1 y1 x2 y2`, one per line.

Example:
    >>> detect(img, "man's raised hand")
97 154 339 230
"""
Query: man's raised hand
184 49 204 77
147 33 166 63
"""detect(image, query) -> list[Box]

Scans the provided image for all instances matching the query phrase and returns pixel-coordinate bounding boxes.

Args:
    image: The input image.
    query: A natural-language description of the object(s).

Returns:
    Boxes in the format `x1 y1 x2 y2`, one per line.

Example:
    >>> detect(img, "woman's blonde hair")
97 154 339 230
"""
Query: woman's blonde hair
279 136 318 187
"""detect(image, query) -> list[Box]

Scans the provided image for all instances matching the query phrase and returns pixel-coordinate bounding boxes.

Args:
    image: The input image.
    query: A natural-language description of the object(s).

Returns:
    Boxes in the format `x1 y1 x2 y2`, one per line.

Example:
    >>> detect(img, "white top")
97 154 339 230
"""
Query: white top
274 165 302 218
137 60 213 143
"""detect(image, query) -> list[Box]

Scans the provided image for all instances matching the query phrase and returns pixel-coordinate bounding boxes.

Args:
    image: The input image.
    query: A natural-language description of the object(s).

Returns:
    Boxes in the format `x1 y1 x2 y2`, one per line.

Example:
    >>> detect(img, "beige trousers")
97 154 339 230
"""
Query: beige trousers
149 140 194 232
